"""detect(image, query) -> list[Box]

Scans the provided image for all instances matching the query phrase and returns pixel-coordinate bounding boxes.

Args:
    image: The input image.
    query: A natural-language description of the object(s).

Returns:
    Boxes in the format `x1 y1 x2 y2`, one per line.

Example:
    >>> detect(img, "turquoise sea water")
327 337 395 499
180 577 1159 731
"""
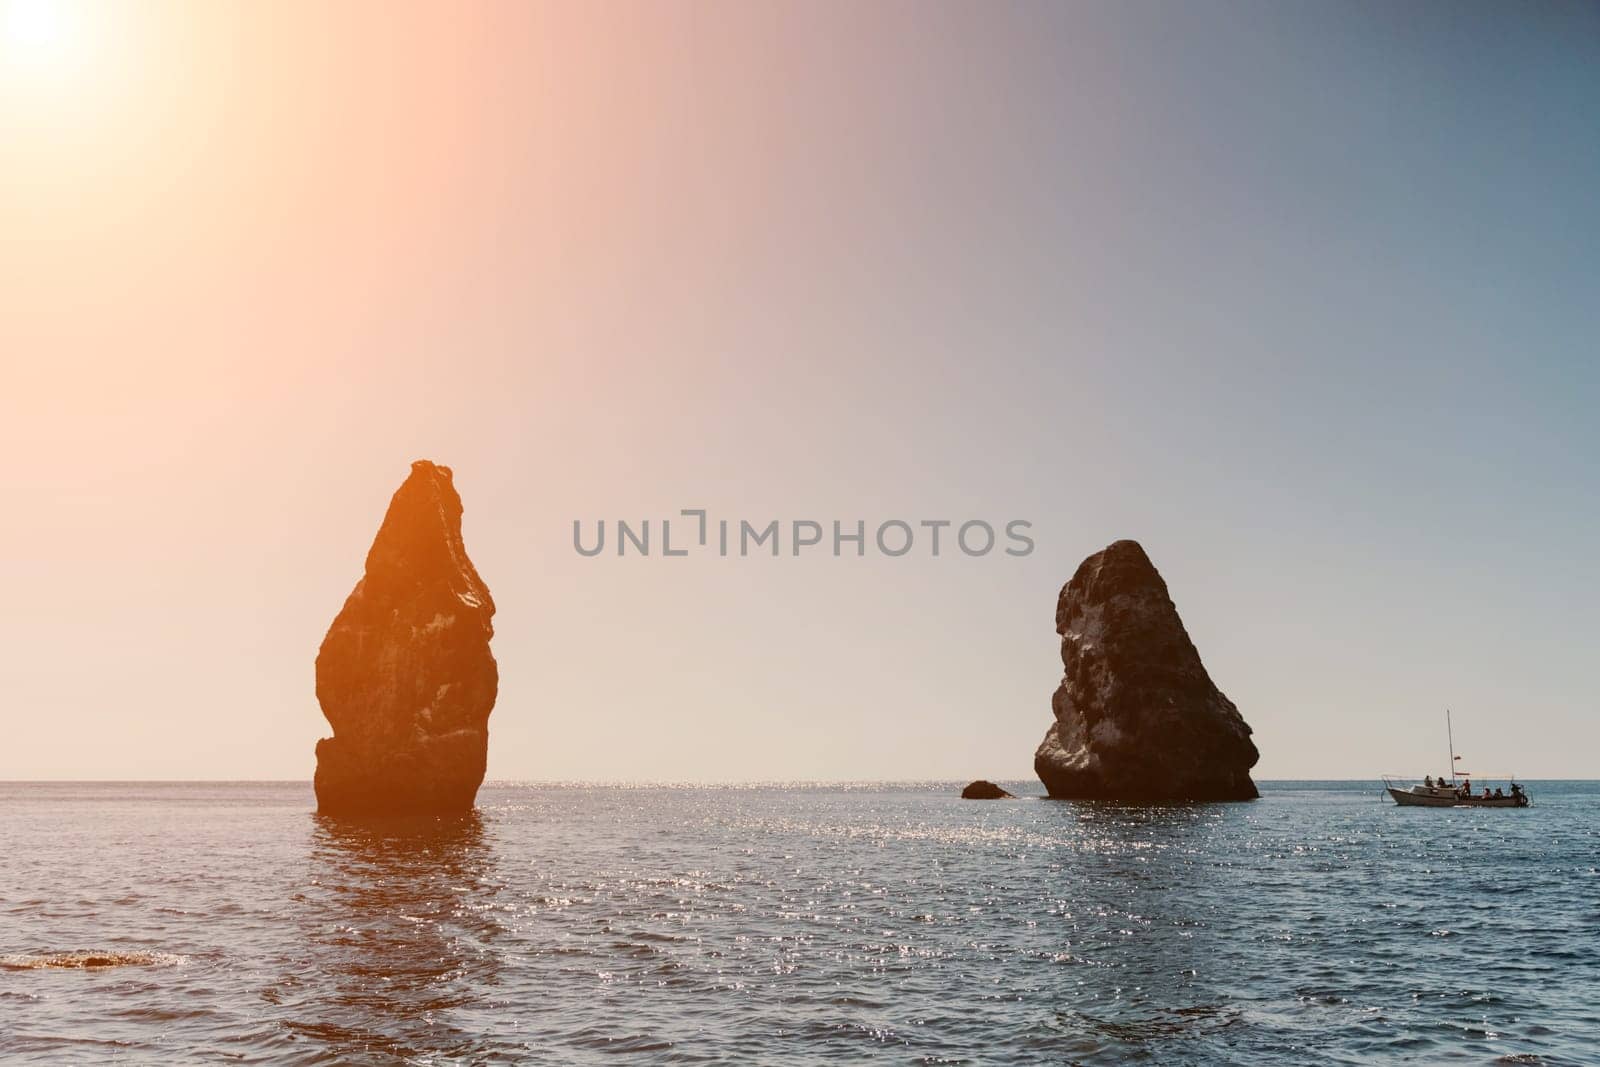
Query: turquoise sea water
2 781 1596 1064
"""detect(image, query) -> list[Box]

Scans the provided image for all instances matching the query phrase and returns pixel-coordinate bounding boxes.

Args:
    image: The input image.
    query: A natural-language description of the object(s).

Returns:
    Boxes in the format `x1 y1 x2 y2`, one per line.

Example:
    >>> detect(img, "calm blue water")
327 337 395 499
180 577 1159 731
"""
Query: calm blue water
1 781 1596 1065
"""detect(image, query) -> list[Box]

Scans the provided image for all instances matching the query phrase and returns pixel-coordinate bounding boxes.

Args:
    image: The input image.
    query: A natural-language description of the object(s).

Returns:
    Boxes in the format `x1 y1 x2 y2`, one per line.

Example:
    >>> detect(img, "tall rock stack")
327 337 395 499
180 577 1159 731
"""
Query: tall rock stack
314 460 499 816
1034 540 1258 801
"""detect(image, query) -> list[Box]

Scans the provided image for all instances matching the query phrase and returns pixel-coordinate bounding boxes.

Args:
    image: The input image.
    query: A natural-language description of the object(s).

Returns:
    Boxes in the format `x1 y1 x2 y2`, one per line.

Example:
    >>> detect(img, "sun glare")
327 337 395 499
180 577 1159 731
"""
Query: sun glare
6 0 68 52
4 0 85 76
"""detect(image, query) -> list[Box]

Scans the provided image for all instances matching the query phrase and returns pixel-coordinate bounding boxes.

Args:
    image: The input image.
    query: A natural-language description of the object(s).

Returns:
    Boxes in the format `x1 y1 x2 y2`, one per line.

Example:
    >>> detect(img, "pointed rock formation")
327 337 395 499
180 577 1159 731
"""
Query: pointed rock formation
314 461 498 816
1034 540 1258 801
960 780 1015 799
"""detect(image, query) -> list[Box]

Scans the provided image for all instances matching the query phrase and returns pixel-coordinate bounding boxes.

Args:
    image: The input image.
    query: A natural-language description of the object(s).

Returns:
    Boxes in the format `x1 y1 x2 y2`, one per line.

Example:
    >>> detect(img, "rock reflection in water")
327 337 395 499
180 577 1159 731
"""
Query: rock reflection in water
271 812 519 1064
1039 801 1241 1055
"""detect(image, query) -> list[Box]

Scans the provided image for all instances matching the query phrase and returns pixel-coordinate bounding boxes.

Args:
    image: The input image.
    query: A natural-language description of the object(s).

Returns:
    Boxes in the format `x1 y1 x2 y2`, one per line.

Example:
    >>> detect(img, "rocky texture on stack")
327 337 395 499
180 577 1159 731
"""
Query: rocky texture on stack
314 461 498 816
1034 540 1258 801
960 780 1015 799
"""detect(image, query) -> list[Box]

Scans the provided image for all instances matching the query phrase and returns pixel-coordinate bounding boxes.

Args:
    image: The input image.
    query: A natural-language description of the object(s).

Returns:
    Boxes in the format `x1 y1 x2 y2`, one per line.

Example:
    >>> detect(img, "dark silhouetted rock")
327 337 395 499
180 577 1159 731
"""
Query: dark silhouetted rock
961 780 1015 799
314 460 498 816
1034 540 1258 801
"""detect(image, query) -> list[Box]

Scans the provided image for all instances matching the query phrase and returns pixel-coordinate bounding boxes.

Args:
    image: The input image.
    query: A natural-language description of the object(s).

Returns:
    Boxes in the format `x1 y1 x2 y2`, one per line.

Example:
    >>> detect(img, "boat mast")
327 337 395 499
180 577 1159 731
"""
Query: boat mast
1447 708 1456 784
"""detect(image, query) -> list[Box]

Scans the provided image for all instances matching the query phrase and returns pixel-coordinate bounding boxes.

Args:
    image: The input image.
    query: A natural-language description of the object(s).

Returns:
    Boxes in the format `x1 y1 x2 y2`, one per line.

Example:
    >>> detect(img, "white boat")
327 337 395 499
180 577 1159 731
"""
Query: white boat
1381 710 1531 809
1383 777 1528 807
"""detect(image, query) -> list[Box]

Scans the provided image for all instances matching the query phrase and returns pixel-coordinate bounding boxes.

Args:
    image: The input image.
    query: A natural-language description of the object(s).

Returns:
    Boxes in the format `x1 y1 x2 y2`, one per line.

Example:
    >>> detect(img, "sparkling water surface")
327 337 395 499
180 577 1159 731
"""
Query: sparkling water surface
2 781 1596 1065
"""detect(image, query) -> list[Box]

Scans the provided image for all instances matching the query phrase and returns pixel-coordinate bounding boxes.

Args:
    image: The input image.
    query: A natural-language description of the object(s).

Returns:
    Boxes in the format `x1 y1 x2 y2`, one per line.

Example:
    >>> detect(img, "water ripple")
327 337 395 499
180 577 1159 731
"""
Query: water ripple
0 781 1596 1064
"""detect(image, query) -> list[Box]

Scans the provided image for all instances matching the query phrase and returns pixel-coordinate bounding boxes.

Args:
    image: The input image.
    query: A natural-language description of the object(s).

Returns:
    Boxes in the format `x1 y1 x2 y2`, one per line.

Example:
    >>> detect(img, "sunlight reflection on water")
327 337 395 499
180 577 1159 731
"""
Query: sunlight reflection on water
1 781 1596 1065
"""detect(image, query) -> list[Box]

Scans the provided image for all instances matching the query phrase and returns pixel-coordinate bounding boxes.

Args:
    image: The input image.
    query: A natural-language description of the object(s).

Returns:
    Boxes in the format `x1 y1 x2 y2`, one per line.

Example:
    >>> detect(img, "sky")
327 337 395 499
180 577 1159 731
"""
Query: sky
2 0 1597 781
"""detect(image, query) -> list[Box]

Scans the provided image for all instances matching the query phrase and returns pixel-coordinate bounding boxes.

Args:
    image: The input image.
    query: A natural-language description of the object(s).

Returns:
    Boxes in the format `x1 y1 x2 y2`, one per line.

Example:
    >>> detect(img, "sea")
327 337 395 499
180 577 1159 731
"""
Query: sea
1 781 1596 1065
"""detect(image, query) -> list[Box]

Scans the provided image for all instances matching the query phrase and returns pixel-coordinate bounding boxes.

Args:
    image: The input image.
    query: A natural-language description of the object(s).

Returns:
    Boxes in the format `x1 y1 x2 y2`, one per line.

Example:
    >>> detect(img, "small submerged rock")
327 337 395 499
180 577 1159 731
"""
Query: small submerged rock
961 780 1015 799
1 951 183 970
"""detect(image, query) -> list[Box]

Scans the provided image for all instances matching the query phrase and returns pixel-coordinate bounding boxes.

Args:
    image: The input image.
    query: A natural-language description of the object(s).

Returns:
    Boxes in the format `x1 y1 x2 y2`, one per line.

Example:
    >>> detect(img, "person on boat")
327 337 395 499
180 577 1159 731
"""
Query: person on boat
1511 783 1524 798
1463 778 1472 797
1482 786 1492 799
1424 775 1434 788
1494 787 1504 798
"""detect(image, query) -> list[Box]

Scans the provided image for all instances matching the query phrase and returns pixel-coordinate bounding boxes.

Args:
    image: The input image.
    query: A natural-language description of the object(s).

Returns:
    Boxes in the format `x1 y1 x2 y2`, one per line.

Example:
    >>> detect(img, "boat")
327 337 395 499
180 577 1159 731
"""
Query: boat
1383 777 1529 807
1381 710 1531 808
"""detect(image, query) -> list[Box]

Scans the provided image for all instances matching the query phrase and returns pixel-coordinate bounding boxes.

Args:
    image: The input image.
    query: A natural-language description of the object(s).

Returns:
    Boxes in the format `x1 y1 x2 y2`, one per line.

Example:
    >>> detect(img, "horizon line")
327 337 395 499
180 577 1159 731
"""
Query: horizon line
2 776 1588 786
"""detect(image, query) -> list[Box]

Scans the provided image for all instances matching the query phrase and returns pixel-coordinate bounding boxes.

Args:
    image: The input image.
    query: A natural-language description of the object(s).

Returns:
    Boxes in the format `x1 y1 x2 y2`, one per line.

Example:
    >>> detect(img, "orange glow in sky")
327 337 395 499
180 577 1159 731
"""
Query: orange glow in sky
2 3 1597 782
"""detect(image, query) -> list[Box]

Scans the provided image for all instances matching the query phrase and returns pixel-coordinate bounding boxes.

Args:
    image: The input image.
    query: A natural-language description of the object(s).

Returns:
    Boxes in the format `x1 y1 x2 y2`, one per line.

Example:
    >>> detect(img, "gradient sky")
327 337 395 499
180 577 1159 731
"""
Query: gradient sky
3 1 1596 781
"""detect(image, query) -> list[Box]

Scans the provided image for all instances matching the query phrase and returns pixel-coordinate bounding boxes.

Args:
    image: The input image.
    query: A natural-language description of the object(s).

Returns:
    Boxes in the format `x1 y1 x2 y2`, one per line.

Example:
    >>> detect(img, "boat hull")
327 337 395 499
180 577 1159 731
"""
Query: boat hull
1386 787 1527 808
